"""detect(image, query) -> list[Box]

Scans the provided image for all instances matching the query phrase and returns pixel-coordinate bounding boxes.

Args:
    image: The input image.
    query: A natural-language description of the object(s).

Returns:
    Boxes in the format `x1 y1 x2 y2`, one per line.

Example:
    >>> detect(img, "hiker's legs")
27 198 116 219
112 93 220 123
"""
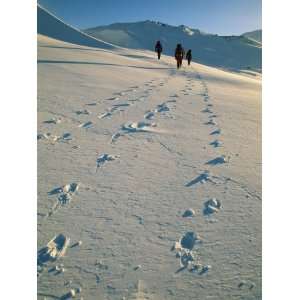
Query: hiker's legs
188 59 191 65
177 59 180 69
158 51 161 60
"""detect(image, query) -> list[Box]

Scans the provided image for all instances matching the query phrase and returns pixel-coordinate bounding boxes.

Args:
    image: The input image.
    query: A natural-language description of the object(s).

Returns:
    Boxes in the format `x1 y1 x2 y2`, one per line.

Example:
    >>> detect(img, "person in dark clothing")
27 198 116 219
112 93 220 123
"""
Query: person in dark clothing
186 49 192 66
175 44 185 69
155 41 163 60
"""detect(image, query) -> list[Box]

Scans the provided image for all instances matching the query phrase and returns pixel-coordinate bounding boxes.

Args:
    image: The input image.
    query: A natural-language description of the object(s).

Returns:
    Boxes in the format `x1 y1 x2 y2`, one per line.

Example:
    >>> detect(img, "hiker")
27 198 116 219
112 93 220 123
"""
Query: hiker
155 41 163 60
175 44 185 69
186 49 192 66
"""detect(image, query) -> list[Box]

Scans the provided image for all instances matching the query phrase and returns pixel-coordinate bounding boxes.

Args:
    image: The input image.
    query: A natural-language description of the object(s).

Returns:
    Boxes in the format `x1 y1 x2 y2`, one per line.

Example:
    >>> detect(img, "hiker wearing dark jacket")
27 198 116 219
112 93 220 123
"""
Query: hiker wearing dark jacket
155 41 163 60
186 49 192 65
175 44 185 69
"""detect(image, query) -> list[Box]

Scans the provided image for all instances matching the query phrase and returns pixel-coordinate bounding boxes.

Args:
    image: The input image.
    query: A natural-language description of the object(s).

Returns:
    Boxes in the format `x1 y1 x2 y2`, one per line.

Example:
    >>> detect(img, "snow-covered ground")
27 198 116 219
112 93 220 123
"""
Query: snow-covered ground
37 7 261 300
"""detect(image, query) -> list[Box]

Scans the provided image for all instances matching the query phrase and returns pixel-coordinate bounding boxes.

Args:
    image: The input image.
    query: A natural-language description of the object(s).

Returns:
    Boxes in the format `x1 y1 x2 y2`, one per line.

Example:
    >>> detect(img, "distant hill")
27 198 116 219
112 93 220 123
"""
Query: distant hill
84 21 261 70
242 30 262 44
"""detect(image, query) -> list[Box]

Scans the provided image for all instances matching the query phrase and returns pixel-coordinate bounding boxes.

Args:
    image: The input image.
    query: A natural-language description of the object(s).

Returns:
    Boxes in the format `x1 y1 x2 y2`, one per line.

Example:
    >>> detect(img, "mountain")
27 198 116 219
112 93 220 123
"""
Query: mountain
84 21 261 70
242 29 262 44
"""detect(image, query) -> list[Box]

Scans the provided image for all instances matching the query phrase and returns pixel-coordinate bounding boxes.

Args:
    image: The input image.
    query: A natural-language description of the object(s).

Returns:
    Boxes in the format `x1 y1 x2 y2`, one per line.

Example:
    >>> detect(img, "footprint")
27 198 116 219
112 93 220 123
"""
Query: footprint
60 132 72 141
182 208 195 218
86 102 97 106
60 183 80 204
38 234 70 267
48 186 64 195
166 99 177 103
44 117 62 124
61 289 82 300
37 133 51 140
204 119 217 126
106 97 119 101
155 103 170 113
96 154 119 172
185 171 215 187
58 192 72 205
144 111 155 120
203 198 221 215
209 114 218 118
78 121 93 129
98 112 112 119
112 103 130 108
178 249 195 269
172 234 209 274
210 129 221 135
62 183 80 194
209 140 222 147
48 183 80 215
198 93 207 97
111 132 121 143
76 109 91 115
202 108 213 113
205 155 229 165
48 183 79 196
179 232 201 250
122 121 157 133
238 280 256 290
37 133 60 143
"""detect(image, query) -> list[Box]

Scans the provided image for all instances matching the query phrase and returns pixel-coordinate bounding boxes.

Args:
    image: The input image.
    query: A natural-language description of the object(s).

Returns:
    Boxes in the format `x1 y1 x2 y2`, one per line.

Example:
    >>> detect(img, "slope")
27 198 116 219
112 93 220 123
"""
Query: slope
37 4 116 50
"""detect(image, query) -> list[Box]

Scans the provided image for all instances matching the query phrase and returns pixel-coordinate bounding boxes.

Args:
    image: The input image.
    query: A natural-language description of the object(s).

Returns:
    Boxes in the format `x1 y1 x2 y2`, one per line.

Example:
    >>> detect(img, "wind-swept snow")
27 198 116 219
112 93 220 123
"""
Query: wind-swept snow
37 7 261 300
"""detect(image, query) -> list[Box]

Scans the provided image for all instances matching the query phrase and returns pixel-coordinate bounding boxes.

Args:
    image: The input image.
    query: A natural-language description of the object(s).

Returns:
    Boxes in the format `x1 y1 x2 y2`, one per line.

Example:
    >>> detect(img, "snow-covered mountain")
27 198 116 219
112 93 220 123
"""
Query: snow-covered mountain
242 29 262 44
85 21 261 70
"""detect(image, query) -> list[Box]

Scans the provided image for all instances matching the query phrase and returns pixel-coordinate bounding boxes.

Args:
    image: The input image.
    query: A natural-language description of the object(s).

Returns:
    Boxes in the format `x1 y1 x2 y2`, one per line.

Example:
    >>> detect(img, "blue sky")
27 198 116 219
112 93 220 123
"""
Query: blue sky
38 0 261 35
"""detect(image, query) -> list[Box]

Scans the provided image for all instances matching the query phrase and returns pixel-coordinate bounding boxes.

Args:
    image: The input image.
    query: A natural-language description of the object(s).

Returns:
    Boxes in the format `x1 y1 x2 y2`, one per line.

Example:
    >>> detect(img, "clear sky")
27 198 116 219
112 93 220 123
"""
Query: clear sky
38 0 261 35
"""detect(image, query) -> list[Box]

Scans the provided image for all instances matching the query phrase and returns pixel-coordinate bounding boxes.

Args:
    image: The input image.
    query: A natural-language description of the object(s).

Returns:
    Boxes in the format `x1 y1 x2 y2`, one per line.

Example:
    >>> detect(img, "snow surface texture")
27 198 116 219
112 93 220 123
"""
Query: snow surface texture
37 5 261 300
85 22 261 71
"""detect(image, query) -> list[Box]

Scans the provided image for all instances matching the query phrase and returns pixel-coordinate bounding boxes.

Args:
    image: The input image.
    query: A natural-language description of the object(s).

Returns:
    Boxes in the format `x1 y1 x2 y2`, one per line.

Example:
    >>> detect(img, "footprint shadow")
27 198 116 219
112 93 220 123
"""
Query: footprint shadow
185 171 212 187
209 140 222 147
205 156 227 165
210 129 221 135
48 187 62 195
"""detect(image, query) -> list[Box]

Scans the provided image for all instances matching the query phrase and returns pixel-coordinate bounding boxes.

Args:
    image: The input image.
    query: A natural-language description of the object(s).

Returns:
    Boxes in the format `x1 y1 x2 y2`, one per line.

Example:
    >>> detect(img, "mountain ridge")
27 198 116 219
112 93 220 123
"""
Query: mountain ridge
84 21 261 70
